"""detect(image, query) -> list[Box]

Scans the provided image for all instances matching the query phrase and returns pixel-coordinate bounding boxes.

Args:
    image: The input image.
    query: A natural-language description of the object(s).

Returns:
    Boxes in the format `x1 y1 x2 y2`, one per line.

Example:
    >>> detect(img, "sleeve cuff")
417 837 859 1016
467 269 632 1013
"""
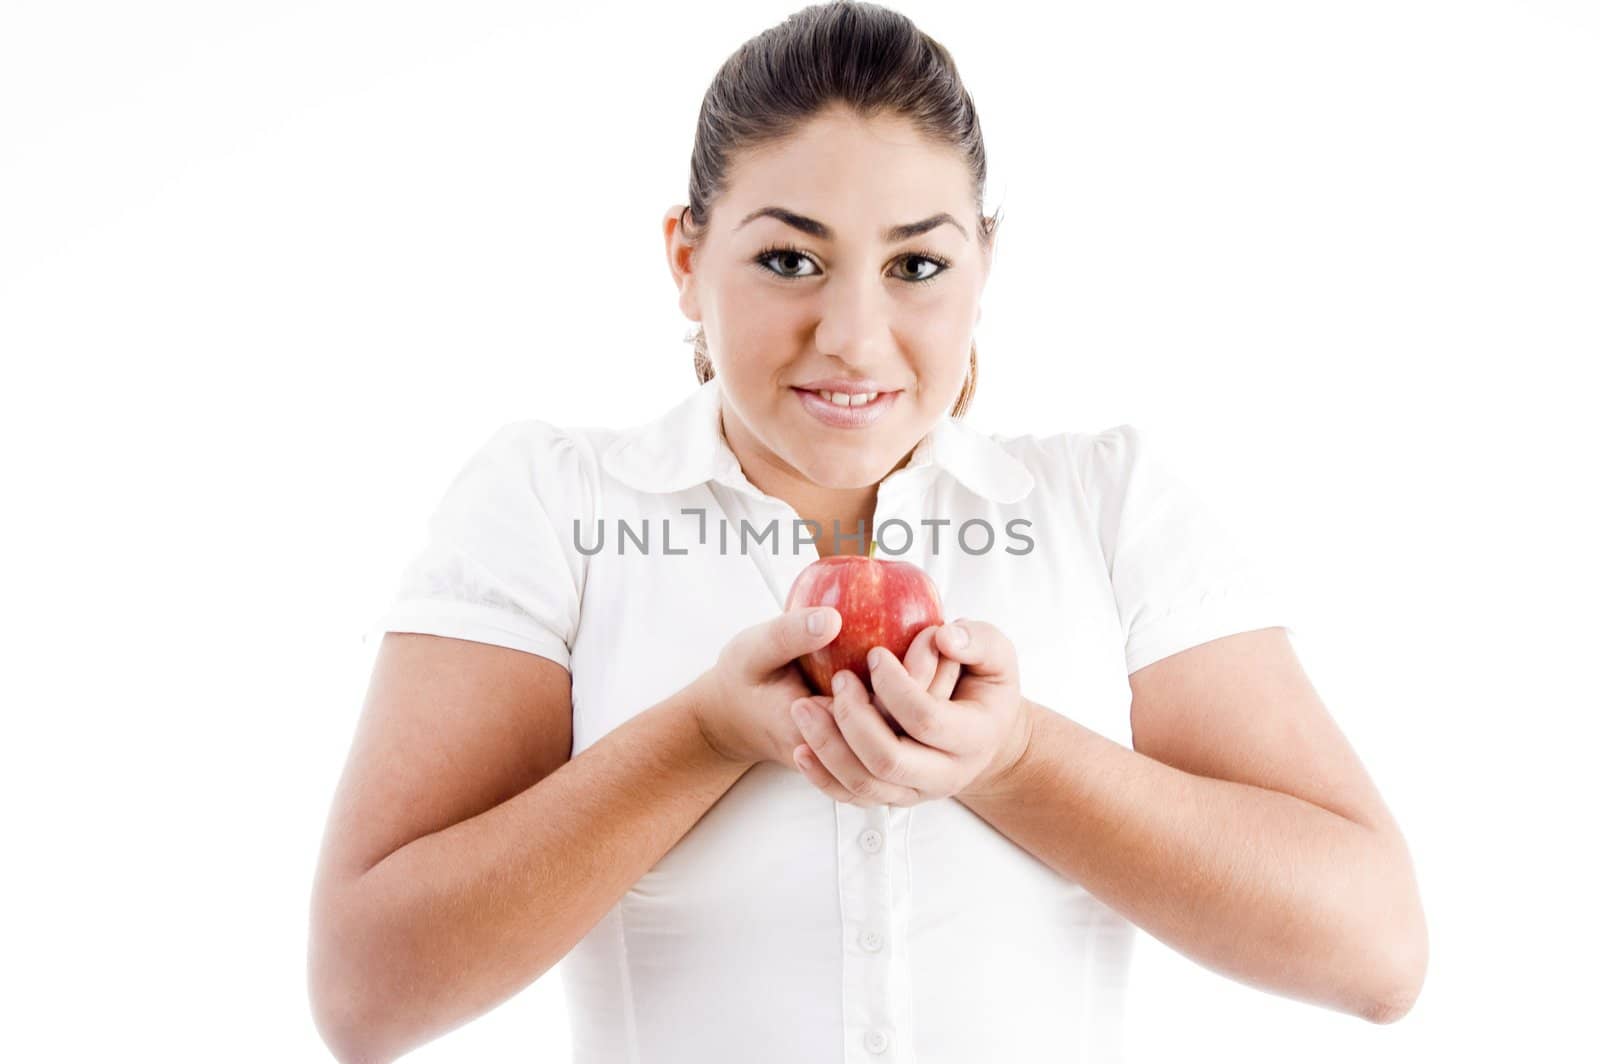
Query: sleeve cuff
1124 587 1295 675
364 598 573 671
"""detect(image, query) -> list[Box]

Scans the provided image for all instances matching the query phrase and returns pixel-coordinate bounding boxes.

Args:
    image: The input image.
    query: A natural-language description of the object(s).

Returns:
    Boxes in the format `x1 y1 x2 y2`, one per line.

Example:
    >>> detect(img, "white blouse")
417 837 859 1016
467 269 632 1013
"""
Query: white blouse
370 377 1295 1063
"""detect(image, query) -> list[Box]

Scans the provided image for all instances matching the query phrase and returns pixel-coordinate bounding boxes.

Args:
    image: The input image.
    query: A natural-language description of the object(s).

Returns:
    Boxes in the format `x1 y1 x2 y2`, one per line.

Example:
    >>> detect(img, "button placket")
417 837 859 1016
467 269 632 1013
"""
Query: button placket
712 444 934 1061
884 805 918 1061
838 804 900 1060
705 482 817 611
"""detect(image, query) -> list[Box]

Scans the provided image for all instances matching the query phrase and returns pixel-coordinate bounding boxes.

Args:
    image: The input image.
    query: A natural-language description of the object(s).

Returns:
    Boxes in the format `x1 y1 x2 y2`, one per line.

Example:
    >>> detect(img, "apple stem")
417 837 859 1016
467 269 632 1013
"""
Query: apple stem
868 538 876 559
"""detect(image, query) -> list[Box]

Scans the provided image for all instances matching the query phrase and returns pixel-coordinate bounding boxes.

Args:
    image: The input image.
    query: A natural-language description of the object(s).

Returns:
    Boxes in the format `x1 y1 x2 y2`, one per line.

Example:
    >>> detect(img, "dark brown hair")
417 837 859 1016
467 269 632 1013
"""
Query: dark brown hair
677 0 1001 419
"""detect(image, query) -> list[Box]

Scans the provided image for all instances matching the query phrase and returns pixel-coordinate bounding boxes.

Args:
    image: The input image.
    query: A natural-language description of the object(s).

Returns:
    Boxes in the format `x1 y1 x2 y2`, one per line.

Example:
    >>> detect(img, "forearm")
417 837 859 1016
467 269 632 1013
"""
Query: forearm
324 675 748 1063
957 700 1420 1022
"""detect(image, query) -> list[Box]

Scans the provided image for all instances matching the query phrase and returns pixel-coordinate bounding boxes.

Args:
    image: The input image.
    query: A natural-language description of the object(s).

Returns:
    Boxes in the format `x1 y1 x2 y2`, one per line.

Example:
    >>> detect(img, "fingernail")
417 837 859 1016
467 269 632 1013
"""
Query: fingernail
831 670 847 694
792 702 812 725
946 624 969 649
807 610 826 635
868 647 885 670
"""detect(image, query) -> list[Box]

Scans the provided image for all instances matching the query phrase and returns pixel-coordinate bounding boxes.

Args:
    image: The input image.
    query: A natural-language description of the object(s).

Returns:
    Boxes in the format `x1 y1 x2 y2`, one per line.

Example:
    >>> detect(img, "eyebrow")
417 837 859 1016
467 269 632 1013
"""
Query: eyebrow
734 205 969 243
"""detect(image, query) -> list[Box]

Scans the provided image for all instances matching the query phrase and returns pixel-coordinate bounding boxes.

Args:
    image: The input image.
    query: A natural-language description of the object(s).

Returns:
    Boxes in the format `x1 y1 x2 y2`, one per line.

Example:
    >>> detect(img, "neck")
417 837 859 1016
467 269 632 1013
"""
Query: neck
720 407 912 558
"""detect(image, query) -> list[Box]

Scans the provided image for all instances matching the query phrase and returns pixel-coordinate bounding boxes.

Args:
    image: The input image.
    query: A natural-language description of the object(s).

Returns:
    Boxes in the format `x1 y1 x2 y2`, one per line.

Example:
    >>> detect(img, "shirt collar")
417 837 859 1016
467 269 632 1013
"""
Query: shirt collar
600 378 1035 504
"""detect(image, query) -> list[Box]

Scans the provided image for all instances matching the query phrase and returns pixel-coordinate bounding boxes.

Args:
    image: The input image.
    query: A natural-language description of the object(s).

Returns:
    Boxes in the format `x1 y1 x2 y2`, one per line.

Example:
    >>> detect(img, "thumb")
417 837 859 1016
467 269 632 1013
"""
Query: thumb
933 619 1014 680
750 606 840 674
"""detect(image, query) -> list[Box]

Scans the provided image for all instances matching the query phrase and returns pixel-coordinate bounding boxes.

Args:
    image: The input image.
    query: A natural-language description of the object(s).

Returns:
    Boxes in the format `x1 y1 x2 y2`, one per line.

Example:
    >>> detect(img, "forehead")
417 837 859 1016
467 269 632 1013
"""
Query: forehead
720 108 972 233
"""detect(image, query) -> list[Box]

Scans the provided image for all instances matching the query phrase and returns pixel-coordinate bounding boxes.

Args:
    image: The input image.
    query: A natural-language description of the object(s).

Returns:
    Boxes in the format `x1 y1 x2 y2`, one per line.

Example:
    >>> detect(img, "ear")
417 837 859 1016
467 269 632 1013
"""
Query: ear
663 205 702 322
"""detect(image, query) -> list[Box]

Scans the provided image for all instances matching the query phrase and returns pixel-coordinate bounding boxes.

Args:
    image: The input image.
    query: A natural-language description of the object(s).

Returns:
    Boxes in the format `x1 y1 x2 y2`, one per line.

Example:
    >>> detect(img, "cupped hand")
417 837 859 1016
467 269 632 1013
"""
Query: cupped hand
788 618 1034 806
691 605 844 769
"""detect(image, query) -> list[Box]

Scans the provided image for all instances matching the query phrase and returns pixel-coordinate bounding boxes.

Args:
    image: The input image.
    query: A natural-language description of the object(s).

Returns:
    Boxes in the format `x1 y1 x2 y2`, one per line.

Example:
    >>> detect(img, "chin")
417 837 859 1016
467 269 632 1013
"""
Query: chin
790 452 879 489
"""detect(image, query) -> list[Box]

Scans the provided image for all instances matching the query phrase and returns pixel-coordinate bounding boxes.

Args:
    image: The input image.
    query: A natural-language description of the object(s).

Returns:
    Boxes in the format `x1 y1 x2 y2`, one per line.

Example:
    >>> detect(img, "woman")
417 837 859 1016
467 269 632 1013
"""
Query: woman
308 3 1427 1061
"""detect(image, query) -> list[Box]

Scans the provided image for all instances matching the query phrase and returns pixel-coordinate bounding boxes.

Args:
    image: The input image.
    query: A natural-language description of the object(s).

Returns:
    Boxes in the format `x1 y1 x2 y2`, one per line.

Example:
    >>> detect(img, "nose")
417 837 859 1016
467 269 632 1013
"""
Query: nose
812 273 896 368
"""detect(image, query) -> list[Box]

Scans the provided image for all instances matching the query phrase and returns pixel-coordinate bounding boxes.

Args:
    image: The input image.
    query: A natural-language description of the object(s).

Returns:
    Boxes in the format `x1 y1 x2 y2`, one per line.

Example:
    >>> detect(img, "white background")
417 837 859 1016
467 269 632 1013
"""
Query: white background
4 0 1595 1060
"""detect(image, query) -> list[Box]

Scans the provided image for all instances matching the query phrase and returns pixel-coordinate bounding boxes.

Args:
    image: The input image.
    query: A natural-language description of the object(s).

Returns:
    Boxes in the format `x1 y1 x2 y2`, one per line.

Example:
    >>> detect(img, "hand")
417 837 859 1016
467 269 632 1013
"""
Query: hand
840 622 962 738
690 605 845 769
789 619 1034 806
785 622 958 800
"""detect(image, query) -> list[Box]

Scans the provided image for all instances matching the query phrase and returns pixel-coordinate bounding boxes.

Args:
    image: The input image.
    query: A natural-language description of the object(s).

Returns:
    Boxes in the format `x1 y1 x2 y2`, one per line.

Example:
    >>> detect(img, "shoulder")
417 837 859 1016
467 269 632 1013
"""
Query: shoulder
467 417 615 479
470 418 601 465
978 422 1149 501
443 418 618 521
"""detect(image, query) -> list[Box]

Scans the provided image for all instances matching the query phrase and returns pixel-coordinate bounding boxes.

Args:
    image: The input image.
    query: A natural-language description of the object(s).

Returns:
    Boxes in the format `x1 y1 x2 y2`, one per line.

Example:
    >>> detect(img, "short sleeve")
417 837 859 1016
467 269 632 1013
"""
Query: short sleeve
1080 424 1296 675
369 420 591 670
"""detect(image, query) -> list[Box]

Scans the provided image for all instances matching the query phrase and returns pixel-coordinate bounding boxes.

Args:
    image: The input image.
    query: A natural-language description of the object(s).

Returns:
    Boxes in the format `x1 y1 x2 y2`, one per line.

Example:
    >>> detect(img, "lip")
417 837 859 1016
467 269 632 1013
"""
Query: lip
791 386 900 429
791 377 899 395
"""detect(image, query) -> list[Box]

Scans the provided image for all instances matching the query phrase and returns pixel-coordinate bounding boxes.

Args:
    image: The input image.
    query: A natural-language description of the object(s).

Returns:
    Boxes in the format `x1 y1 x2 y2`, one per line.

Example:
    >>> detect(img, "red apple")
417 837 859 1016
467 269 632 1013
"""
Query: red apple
785 541 944 735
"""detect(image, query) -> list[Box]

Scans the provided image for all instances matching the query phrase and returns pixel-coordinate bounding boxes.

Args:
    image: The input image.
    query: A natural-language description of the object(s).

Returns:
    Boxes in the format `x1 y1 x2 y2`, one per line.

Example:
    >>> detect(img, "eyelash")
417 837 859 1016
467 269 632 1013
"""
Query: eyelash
752 242 953 285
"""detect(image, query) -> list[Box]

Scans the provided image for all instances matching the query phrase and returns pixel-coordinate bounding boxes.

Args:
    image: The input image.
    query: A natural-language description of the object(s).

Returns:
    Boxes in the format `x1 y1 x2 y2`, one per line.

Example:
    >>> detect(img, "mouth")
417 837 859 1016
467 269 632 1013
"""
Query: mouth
790 386 901 428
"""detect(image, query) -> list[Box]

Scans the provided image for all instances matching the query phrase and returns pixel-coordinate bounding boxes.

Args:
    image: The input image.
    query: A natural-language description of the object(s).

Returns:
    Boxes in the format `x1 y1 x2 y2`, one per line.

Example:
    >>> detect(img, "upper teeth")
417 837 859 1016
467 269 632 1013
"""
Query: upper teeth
817 389 879 406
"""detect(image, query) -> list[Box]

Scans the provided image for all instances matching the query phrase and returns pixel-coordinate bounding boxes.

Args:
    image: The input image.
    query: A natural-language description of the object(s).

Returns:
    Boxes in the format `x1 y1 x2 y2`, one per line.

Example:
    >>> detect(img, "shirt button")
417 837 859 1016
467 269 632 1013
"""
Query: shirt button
858 829 883 853
859 929 884 952
864 1029 890 1054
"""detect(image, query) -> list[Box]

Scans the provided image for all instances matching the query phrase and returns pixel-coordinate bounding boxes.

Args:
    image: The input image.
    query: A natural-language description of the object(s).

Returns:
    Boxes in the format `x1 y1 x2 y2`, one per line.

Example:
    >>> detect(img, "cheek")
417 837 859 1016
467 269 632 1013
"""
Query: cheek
902 284 975 336
718 288 805 360
723 272 795 322
906 287 978 338
903 330 972 394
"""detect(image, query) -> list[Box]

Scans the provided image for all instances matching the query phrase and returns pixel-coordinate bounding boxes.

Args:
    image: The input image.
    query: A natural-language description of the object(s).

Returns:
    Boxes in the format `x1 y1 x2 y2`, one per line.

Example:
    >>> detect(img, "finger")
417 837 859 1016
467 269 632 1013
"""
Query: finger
904 624 959 702
831 666 952 788
791 683 920 807
794 685 921 807
929 644 961 701
903 624 941 691
788 697 866 805
796 743 918 807
793 733 891 806
933 618 1018 681
866 645 982 756
747 606 840 678
794 743 864 804
783 694 832 750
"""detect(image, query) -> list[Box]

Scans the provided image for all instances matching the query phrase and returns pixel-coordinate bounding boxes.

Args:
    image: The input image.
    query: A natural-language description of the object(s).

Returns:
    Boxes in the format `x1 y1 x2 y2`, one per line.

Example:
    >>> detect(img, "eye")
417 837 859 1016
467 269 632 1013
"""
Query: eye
752 244 954 285
893 253 952 284
753 243 820 279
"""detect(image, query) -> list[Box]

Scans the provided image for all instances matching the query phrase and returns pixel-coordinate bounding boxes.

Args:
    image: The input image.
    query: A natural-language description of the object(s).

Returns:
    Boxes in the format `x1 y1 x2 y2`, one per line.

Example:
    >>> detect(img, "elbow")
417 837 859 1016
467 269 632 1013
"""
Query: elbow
1363 980 1420 1025
311 1010 379 1064
1357 828 1429 1025
1362 981 1418 1024
1364 998 1414 1025
308 887 395 1064
309 950 391 1064
1362 917 1429 1026
309 972 386 1064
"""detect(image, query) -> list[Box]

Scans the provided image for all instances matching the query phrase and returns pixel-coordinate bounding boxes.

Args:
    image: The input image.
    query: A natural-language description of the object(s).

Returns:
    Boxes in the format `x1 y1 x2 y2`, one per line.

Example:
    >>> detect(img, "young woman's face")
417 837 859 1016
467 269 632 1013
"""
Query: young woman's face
665 106 993 496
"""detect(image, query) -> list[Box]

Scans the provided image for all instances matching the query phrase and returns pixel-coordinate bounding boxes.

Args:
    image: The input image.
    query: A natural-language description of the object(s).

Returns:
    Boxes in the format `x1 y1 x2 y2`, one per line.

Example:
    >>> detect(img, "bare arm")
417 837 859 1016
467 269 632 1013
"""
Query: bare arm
307 634 746 1064
957 698 1422 1023
834 623 1425 1023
